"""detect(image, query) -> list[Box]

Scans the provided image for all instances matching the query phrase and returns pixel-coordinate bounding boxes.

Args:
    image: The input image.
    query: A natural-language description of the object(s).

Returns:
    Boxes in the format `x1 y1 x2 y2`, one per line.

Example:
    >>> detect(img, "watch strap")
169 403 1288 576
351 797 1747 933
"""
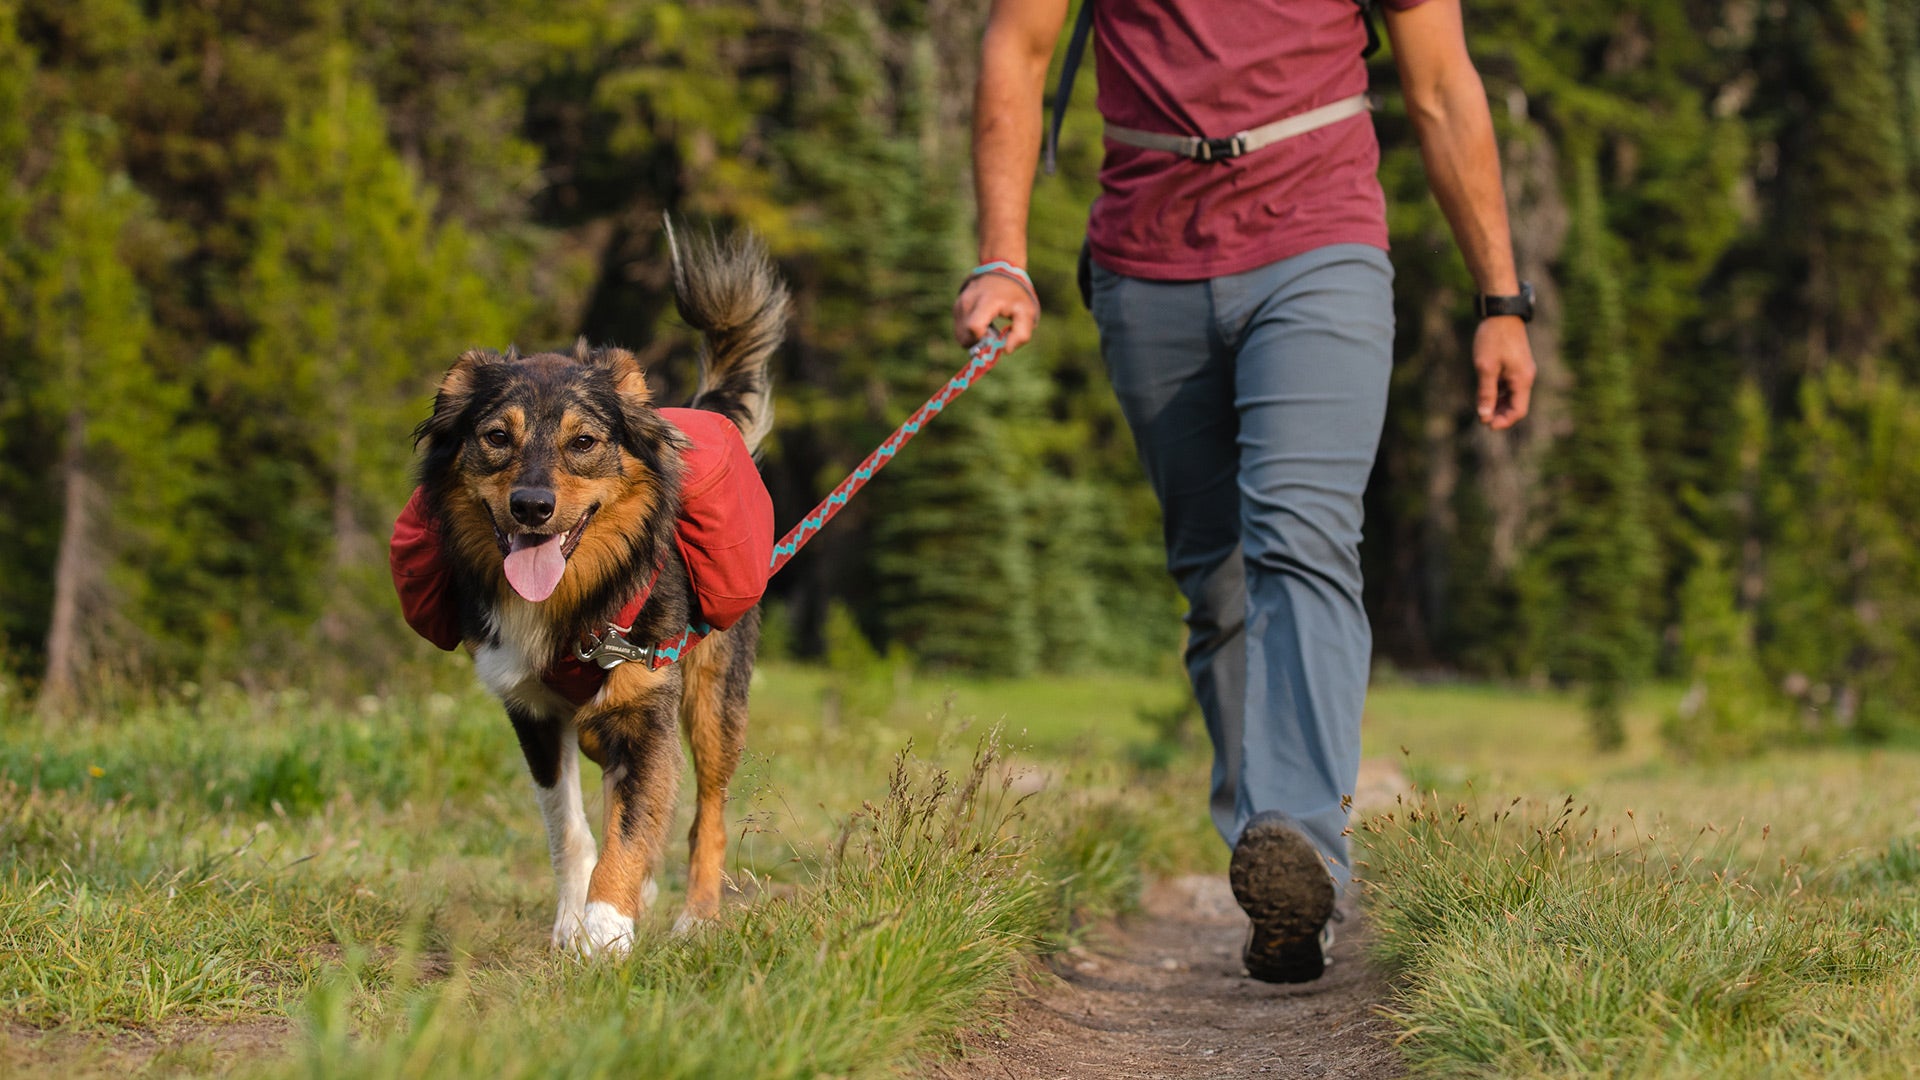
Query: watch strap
1475 281 1535 322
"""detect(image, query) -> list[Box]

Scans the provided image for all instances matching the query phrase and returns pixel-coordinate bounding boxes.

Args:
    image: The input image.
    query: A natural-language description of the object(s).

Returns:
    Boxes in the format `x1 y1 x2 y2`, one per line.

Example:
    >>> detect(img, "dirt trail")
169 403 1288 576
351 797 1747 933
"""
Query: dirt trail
937 761 1412 1080
2 1018 293 1078
936 878 1403 1080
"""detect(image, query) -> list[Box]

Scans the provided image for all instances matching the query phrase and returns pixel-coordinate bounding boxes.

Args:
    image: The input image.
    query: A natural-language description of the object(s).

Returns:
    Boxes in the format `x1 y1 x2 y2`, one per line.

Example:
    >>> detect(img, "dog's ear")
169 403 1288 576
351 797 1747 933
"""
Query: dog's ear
585 344 653 404
582 345 685 480
414 348 506 448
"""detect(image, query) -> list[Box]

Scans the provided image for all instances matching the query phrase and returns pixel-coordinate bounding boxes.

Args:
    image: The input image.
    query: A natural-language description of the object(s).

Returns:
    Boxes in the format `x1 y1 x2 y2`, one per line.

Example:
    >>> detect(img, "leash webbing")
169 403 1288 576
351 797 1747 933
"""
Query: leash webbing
622 329 1013 670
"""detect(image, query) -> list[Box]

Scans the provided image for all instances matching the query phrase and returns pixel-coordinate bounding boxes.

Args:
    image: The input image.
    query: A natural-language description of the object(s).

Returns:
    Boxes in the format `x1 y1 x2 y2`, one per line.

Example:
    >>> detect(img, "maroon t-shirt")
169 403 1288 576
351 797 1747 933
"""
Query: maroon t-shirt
1087 0 1429 281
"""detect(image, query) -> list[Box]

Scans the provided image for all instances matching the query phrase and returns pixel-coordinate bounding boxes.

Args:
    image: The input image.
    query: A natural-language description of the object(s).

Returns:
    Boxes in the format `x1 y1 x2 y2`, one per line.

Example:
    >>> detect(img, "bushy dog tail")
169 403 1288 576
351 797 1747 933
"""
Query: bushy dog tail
667 218 789 454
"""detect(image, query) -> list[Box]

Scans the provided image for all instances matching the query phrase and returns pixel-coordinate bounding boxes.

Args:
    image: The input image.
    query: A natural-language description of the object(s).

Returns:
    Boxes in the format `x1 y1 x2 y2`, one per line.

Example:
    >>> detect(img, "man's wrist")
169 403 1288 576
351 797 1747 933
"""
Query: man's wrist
1475 281 1534 322
976 231 1028 268
1476 274 1520 296
963 261 1039 306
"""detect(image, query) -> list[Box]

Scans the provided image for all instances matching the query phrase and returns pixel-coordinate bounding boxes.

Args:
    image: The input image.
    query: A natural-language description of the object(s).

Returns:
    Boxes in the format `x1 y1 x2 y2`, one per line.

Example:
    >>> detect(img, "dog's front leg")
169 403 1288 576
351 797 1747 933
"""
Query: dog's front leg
576 666 683 957
509 708 598 950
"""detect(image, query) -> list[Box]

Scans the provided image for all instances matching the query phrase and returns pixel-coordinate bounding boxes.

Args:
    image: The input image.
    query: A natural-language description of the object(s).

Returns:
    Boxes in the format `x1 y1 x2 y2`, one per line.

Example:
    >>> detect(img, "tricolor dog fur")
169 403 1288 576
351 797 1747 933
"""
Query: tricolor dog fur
409 227 787 956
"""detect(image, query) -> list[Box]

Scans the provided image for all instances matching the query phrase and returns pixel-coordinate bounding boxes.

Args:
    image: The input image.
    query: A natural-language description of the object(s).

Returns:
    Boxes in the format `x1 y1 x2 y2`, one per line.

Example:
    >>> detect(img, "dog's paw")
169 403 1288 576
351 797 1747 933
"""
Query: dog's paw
575 900 634 958
670 908 714 935
550 906 589 952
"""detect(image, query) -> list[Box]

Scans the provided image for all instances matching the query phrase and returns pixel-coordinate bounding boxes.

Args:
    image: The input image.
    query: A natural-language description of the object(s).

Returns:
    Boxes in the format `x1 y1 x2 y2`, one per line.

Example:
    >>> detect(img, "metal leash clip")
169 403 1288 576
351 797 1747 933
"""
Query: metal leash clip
575 625 655 670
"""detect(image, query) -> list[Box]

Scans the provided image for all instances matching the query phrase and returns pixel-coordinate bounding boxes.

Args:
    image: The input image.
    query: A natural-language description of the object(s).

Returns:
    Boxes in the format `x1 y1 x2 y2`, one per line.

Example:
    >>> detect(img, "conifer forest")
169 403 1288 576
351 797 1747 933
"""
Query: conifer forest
2 0 1917 751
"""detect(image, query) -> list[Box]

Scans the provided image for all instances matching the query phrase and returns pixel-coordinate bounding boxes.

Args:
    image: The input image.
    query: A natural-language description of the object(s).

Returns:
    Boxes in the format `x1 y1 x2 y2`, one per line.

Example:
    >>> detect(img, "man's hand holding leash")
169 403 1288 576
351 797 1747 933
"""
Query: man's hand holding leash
955 263 1040 351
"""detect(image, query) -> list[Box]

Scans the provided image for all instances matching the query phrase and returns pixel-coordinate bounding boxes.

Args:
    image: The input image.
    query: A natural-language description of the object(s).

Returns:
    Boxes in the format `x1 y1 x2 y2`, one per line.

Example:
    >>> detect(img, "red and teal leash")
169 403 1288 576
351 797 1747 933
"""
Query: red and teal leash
576 329 1012 672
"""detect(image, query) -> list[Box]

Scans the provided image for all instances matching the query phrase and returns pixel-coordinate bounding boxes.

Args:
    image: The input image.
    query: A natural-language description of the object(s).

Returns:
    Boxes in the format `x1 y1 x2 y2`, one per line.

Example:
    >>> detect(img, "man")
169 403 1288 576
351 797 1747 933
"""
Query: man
954 0 1535 983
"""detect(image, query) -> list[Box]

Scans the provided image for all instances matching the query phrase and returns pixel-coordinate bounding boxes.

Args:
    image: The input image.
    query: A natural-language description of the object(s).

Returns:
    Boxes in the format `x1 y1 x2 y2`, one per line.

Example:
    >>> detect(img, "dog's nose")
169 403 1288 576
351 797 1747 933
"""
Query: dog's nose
509 487 556 527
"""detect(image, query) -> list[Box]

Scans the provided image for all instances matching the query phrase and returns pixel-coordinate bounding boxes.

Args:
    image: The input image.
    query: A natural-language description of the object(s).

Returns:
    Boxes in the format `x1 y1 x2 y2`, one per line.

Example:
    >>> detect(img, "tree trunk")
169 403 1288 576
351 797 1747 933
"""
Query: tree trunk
41 406 95 711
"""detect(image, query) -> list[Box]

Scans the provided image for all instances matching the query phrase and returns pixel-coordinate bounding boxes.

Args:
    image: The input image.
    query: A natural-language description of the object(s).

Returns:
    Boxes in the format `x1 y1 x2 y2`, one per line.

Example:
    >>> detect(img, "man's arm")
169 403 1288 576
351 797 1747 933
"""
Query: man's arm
1384 0 1535 430
953 0 1071 351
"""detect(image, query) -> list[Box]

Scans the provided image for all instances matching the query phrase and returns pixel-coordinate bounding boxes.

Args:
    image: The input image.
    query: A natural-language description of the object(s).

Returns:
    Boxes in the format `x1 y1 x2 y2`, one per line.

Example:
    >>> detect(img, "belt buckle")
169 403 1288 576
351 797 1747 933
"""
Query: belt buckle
1199 133 1248 163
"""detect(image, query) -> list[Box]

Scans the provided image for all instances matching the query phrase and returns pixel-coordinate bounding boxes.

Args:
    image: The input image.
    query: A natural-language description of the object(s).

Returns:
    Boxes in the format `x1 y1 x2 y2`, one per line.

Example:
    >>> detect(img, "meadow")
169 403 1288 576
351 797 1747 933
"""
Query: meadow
5 664 1920 1077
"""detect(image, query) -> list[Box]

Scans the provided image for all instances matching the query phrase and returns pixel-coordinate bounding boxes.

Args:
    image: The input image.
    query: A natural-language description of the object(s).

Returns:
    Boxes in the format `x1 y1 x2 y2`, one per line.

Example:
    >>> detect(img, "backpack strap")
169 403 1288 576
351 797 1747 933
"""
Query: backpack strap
1043 0 1096 176
1358 0 1381 59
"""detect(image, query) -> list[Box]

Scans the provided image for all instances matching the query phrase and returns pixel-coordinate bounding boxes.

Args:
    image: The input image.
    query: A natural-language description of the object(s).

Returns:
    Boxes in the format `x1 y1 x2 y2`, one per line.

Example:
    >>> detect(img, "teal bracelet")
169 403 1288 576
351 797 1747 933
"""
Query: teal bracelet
969 261 1032 288
963 261 1038 304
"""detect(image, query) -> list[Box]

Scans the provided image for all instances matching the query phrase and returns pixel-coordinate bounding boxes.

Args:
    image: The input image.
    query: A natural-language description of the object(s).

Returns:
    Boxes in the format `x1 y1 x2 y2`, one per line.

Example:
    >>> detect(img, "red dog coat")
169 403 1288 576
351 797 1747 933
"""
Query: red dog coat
390 408 773 701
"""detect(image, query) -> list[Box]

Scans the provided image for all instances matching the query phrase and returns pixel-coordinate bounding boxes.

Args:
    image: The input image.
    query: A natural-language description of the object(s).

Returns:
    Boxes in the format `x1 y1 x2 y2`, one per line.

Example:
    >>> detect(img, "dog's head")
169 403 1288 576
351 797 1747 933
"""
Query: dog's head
415 342 684 605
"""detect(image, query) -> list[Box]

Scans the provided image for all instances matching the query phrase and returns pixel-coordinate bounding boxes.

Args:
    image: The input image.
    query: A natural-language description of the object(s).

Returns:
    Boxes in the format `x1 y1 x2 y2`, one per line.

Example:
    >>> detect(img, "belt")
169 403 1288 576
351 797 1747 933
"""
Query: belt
1103 93 1373 164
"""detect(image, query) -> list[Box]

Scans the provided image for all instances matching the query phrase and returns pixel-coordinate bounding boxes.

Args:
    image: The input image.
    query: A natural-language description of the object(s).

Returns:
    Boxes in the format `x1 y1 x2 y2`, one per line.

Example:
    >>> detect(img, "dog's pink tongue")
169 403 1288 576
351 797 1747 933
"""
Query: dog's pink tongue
503 533 567 602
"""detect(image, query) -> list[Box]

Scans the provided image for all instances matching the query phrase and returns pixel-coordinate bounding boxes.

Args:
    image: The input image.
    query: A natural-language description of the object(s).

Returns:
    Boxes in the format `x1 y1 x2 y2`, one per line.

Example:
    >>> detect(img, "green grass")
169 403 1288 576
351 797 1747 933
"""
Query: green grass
0 662 1202 1076
284 745 1072 1078
1359 684 1920 1077
10 661 1920 1077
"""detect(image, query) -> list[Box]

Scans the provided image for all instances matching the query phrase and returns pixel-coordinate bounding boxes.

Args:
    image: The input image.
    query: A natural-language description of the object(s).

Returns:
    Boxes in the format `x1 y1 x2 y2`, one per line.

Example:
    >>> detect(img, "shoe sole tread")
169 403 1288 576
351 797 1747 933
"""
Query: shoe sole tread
1229 815 1335 982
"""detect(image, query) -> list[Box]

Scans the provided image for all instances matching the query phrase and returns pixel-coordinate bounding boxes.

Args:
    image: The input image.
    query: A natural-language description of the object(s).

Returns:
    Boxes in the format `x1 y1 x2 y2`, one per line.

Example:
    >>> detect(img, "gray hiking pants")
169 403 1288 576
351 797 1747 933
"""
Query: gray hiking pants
1091 243 1394 892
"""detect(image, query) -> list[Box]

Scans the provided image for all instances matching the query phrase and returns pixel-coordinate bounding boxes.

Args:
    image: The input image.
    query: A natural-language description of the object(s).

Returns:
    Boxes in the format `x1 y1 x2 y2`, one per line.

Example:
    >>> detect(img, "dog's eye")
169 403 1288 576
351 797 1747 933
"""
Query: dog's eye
570 435 598 453
483 429 511 449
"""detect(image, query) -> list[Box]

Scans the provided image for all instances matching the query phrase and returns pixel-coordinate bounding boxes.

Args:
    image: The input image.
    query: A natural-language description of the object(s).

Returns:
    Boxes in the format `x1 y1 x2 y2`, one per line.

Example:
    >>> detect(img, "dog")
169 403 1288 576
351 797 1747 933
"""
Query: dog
405 227 787 956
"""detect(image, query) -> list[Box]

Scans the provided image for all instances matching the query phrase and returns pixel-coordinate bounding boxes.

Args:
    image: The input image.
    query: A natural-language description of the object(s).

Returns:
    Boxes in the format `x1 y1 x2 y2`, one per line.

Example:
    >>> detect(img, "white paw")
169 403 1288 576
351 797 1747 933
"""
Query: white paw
551 903 588 951
577 900 634 957
670 909 713 935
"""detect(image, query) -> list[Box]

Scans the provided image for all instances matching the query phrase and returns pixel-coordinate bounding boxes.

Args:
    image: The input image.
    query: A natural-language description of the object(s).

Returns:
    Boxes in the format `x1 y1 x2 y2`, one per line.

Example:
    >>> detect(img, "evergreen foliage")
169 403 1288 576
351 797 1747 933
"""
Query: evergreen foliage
1662 540 1783 759
18 121 186 702
874 362 1042 676
1777 0 1917 370
1517 142 1658 748
212 49 518 672
1765 363 1920 739
0 0 1913 744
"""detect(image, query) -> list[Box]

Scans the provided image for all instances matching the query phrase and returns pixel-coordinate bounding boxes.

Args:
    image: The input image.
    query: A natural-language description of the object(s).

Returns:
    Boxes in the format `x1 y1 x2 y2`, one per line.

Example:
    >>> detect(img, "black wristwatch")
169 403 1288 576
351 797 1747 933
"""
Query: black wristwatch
1475 281 1535 322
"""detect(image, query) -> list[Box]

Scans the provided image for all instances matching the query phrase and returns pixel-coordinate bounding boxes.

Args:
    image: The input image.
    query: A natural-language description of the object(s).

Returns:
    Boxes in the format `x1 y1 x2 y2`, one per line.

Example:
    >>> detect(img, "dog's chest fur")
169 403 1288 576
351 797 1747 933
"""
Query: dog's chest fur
473 595 579 718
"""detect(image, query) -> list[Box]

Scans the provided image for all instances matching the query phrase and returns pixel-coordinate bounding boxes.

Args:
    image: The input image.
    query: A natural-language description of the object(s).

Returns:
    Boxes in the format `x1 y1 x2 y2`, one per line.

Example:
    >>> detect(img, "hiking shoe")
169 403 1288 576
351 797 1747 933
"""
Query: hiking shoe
1229 811 1337 983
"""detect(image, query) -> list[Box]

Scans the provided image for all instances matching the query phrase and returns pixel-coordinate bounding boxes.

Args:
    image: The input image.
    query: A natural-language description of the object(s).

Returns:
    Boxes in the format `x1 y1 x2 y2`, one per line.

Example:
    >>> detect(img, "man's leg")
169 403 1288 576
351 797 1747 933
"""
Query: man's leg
1089 264 1246 841
1214 244 1396 893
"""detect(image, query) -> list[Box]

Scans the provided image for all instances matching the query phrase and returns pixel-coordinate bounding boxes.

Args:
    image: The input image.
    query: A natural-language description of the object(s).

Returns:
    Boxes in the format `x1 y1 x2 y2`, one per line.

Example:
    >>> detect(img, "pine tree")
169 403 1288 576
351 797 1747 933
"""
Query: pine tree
1025 473 1104 673
1518 139 1659 749
1889 0 1920 375
873 361 1041 674
1762 0 1918 372
761 0 1049 671
1663 539 1782 759
1763 363 1920 738
215 47 517 673
20 121 179 706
